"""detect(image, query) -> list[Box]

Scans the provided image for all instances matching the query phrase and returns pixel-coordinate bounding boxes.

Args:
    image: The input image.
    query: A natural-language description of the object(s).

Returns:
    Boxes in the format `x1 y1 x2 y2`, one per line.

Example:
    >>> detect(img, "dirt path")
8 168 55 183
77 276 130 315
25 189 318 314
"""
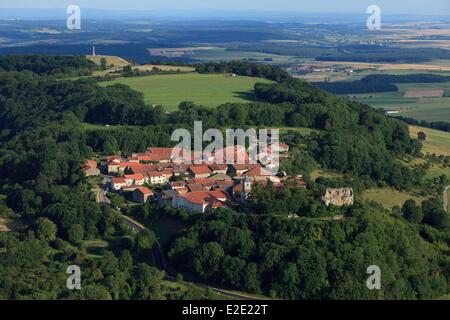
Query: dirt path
443 186 450 212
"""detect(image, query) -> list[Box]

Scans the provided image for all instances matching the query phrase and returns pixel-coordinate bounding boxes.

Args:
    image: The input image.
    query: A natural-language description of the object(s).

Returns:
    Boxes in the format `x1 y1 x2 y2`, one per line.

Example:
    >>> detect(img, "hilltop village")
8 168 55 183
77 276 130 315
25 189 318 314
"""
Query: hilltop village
84 143 354 213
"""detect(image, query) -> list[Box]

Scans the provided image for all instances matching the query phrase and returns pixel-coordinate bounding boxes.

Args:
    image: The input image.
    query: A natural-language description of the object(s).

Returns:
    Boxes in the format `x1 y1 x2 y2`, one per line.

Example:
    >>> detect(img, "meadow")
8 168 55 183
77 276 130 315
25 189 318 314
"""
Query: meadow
87 55 129 68
99 73 272 111
362 187 427 209
409 125 450 156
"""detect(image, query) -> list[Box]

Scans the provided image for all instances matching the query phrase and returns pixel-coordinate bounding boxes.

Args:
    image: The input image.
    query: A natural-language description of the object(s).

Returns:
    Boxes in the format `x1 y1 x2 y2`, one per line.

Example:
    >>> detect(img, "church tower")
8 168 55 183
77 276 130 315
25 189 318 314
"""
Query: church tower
241 176 252 203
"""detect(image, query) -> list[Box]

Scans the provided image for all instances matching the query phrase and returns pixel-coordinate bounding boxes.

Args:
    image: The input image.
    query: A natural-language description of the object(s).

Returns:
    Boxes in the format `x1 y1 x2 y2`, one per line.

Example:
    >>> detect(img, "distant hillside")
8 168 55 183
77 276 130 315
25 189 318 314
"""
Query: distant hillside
87 55 130 68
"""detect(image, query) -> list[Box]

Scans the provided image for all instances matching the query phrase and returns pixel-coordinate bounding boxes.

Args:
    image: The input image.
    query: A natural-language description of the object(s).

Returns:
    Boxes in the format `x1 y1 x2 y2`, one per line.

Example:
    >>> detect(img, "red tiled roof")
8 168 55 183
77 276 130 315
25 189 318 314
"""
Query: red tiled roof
179 191 228 205
212 145 249 163
170 181 187 188
148 147 174 156
147 171 164 177
129 164 158 174
161 169 174 177
135 187 153 196
242 165 272 177
233 183 243 193
186 178 215 186
232 163 259 171
124 174 145 181
112 177 125 184
213 180 234 188
187 184 207 192
208 163 228 171
84 160 97 169
188 165 212 175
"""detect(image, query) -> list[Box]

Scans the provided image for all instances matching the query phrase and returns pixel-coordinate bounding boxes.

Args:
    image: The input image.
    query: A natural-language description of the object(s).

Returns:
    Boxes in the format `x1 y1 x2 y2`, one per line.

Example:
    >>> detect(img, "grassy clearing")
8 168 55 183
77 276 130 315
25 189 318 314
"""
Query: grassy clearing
310 169 343 181
81 239 109 258
362 187 427 209
99 73 272 111
424 164 450 179
409 125 450 156
87 55 129 68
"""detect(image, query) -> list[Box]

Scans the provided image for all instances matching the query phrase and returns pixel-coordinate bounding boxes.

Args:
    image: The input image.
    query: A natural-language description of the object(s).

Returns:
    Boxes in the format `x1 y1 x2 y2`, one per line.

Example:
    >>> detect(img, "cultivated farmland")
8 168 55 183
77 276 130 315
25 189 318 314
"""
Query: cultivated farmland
404 89 444 98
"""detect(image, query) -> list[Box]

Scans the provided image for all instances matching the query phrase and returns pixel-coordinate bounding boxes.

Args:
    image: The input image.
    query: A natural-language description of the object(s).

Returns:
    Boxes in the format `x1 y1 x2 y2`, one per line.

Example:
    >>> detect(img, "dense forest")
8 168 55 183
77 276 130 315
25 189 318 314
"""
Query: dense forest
397 116 450 133
0 56 448 300
0 54 96 76
314 73 450 95
361 73 450 84
0 57 211 299
166 202 448 299
315 80 398 95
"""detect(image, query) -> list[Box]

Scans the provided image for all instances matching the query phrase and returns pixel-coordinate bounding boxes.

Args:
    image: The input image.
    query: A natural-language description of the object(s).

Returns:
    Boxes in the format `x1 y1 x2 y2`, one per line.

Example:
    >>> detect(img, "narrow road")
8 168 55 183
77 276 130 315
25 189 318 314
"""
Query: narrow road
94 176 257 300
96 177 111 205
120 214 166 271
119 214 258 300
443 185 450 212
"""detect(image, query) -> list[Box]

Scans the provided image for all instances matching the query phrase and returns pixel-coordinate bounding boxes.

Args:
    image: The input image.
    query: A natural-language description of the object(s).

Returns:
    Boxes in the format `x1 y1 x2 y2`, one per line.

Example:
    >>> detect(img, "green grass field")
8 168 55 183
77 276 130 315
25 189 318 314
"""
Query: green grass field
362 187 427 209
99 73 273 111
409 125 450 156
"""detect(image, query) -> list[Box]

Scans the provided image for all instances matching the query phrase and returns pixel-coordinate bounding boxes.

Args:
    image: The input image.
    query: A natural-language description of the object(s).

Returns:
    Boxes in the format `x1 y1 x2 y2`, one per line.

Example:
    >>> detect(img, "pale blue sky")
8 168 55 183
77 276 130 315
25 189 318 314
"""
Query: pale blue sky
0 0 449 15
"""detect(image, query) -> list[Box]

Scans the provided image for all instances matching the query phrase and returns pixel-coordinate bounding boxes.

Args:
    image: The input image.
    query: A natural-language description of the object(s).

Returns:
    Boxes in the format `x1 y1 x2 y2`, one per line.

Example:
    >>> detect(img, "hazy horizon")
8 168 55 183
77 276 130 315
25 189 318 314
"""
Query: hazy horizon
0 0 449 16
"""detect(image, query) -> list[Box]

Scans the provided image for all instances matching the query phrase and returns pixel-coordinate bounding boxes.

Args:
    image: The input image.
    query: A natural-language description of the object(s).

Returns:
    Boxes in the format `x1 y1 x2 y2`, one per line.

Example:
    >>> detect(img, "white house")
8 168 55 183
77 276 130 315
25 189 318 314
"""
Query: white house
111 178 127 191
147 171 169 185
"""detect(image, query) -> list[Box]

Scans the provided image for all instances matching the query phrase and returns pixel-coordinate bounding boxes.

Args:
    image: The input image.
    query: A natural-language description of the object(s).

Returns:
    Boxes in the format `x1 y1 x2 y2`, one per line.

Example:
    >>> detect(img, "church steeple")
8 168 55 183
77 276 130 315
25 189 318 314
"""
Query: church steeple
240 176 252 203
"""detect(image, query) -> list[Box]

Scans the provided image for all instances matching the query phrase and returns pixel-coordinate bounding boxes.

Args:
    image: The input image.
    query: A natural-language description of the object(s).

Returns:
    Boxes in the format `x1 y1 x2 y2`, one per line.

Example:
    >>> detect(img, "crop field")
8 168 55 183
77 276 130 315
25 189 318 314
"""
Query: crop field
306 60 450 72
148 47 215 57
99 73 272 111
404 89 445 98
191 47 295 63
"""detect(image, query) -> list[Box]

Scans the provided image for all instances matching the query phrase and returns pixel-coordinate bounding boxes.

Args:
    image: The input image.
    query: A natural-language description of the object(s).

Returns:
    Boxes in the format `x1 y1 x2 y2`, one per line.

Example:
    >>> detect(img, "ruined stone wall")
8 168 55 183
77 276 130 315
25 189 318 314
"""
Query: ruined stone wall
322 188 354 207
